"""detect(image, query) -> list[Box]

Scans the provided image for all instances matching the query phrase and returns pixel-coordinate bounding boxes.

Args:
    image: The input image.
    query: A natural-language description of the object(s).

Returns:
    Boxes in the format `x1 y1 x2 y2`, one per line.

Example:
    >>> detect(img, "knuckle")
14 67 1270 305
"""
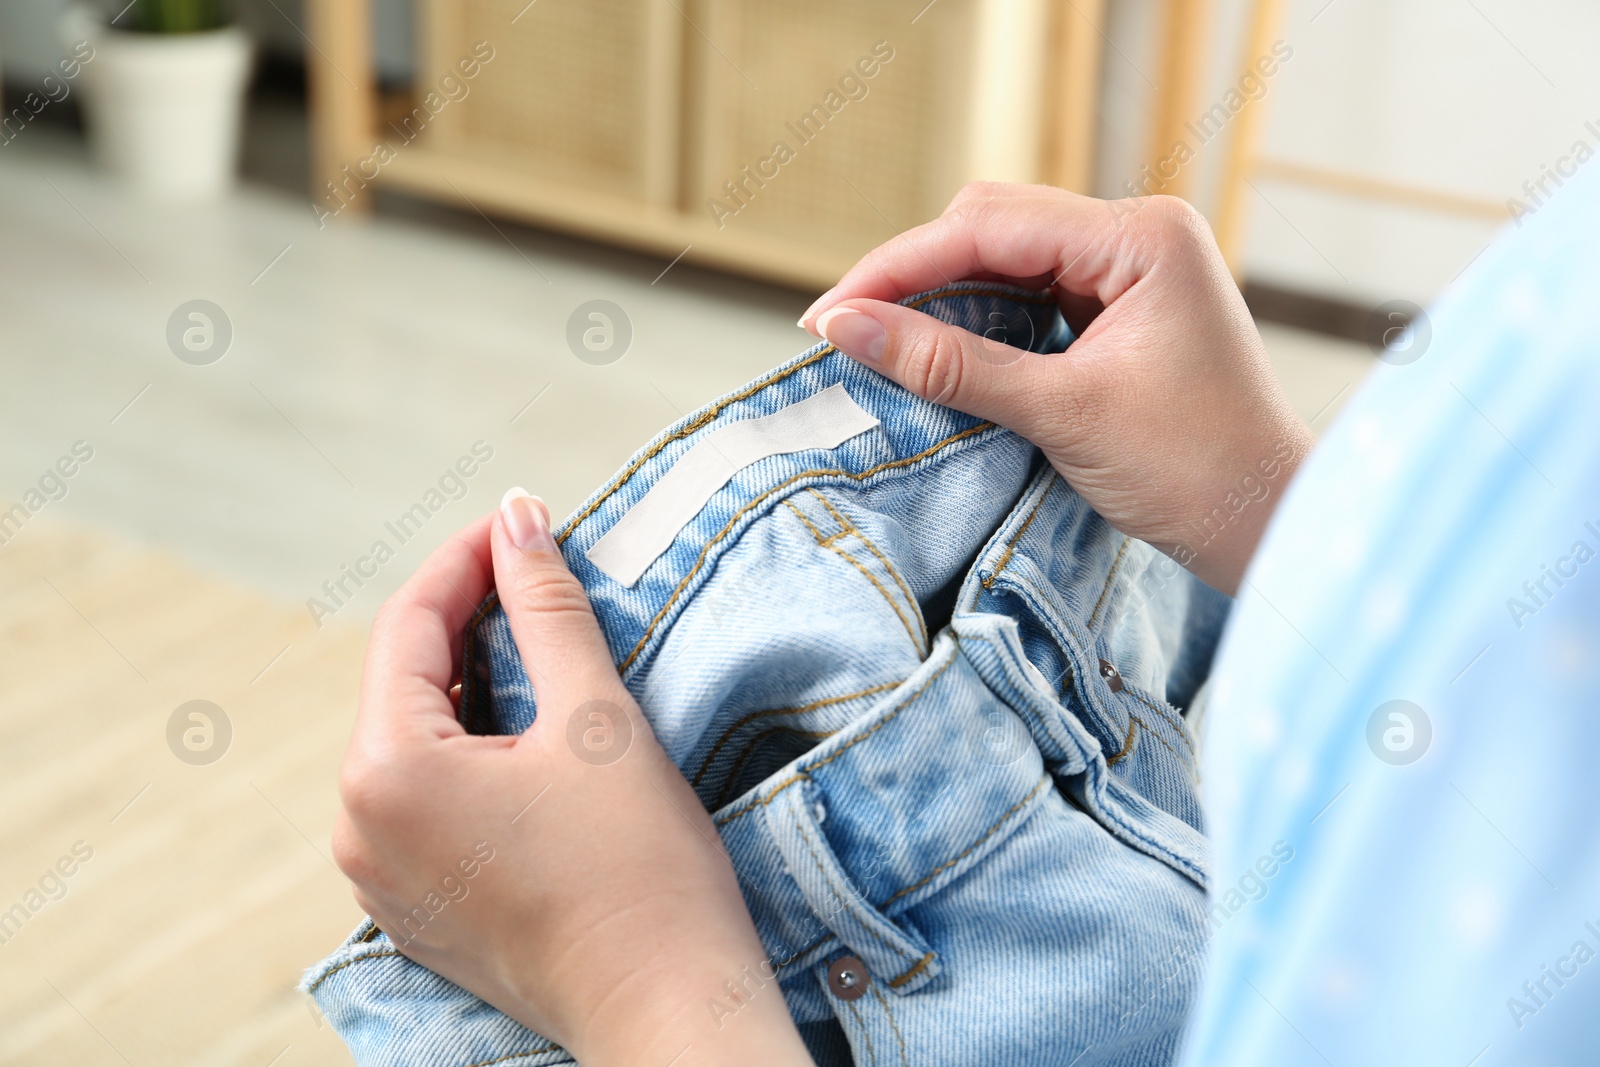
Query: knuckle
338 748 405 824
1142 195 1212 245
944 193 998 234
331 821 373 885
505 565 595 623
371 593 420 640
899 328 968 405
370 595 403 634
947 180 1017 212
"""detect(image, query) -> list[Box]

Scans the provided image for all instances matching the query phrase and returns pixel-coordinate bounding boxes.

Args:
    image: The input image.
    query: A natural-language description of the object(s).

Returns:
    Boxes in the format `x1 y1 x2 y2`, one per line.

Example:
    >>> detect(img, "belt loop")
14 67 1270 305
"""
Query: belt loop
765 780 941 996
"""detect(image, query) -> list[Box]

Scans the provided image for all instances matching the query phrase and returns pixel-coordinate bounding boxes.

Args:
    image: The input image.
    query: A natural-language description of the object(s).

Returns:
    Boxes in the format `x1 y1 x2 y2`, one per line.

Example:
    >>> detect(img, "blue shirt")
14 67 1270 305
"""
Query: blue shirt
1182 163 1600 1065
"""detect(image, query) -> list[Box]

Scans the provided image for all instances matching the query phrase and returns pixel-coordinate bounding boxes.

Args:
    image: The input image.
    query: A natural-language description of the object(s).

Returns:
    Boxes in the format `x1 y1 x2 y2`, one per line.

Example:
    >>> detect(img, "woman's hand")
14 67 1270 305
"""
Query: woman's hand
331 494 814 1067
801 183 1314 595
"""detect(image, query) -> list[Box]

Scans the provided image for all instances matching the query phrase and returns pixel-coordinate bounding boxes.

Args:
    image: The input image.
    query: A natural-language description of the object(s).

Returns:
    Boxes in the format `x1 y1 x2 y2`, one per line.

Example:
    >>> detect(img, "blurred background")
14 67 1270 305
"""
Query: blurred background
0 0 1593 1062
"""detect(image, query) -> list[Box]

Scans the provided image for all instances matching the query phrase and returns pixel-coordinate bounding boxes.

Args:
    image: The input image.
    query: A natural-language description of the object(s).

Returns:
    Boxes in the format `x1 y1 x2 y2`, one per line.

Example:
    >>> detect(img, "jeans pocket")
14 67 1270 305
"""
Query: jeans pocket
765 778 943 996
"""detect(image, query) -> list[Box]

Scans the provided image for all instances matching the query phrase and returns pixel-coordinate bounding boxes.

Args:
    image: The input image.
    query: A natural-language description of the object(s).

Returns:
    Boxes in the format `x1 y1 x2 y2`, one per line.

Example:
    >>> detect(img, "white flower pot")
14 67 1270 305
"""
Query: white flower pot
62 4 253 199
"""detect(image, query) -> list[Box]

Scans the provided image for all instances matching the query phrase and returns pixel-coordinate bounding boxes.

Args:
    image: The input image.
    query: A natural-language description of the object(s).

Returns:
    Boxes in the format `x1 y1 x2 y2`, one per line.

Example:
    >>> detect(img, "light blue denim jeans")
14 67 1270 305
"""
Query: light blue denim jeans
304 283 1231 1066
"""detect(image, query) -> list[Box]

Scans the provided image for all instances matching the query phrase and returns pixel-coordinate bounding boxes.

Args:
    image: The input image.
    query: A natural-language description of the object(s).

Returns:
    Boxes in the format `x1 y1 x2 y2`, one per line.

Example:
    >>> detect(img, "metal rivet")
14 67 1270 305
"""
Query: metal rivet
827 955 870 1001
1098 659 1124 693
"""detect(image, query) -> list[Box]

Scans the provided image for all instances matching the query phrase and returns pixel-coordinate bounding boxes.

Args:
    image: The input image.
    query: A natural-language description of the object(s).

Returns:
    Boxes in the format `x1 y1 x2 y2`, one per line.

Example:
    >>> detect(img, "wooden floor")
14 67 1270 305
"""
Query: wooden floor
0 518 365 1066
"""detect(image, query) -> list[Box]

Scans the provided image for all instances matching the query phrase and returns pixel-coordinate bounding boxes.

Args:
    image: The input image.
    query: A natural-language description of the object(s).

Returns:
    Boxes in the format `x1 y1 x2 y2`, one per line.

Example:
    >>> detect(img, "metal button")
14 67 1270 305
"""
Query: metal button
1098 659 1124 693
827 955 870 1001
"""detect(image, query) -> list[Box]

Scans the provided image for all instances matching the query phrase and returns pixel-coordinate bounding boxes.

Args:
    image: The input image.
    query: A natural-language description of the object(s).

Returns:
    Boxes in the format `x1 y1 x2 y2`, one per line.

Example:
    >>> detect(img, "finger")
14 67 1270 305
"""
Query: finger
943 179 1076 211
355 513 494 740
330 811 365 884
800 188 1165 331
814 298 1069 433
490 488 628 725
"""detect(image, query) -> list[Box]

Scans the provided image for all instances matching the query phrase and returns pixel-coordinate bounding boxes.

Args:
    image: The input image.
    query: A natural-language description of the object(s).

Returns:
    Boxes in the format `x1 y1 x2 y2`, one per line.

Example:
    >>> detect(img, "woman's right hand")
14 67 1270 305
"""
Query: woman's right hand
800 183 1314 596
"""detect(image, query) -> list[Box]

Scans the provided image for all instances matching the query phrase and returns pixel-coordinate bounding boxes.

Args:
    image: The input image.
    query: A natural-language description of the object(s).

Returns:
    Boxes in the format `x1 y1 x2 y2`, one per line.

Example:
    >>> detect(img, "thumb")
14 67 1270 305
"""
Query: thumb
491 488 628 729
814 298 1054 428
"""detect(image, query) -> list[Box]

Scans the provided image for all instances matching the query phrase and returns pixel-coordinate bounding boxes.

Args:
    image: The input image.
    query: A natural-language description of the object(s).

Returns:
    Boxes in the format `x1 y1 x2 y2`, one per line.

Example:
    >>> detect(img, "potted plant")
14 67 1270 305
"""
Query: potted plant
63 0 253 198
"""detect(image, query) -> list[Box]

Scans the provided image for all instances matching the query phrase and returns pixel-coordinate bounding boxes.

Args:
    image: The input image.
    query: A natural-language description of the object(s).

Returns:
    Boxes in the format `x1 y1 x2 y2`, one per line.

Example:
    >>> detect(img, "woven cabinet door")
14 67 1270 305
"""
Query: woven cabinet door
418 0 682 205
688 0 1050 262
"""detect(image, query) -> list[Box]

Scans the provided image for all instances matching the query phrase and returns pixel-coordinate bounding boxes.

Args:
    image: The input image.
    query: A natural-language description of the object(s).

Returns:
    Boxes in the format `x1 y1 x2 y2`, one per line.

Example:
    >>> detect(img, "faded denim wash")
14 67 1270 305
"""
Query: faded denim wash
305 282 1232 1066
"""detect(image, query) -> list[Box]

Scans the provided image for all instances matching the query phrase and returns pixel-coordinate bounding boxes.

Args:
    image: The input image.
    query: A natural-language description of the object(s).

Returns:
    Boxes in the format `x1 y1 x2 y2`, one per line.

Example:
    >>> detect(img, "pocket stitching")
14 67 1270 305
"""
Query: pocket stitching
805 488 929 652
783 498 925 656
794 815 919 970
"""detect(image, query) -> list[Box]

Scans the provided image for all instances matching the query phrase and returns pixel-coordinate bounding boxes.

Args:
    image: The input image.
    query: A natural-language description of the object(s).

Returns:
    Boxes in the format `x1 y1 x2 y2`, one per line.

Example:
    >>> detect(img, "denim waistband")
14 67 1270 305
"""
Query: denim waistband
459 283 1072 728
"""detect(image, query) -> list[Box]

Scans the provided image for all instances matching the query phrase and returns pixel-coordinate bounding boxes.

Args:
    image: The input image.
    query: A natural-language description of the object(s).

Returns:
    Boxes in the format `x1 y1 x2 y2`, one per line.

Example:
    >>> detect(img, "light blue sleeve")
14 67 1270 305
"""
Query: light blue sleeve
1180 162 1600 1066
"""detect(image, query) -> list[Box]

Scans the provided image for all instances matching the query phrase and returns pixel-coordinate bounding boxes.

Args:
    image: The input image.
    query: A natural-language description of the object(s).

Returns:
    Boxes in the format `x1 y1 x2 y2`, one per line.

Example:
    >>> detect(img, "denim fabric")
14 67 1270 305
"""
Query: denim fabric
304 282 1232 1066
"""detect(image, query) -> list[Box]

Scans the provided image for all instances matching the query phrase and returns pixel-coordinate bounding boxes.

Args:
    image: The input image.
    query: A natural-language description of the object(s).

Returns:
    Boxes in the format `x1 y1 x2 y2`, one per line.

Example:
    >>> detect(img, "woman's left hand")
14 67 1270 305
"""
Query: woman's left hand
330 493 814 1067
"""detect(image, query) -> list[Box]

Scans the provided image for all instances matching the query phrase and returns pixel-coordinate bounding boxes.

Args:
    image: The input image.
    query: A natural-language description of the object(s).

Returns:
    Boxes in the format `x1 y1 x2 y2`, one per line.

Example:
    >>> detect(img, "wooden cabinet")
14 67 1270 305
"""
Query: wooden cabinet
309 0 1105 289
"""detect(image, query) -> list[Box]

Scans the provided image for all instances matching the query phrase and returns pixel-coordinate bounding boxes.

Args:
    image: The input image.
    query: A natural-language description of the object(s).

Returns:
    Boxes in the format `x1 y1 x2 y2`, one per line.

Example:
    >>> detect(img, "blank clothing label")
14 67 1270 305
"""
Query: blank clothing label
586 384 881 586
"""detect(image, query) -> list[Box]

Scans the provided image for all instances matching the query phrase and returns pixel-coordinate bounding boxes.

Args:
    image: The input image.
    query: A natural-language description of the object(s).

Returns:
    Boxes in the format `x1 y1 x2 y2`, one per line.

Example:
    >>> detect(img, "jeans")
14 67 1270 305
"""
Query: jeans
304 282 1232 1066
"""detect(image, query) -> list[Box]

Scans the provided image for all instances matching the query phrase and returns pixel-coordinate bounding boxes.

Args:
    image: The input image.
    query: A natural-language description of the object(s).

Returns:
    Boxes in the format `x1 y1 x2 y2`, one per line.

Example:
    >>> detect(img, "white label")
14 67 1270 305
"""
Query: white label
586 384 880 586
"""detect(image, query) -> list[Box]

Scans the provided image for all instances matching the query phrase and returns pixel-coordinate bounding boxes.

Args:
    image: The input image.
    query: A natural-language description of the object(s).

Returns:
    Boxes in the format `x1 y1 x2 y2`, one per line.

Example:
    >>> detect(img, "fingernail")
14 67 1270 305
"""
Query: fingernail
816 306 886 363
500 487 555 552
798 286 838 334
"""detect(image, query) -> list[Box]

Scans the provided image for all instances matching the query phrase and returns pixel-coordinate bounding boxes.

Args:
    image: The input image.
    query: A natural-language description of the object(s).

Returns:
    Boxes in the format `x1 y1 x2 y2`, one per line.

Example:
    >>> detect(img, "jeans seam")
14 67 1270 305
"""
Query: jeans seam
887 952 936 989
950 628 1205 884
1088 538 1132 629
1094 774 1208 886
764 775 1048 990
715 725 839 810
1130 690 1198 749
871 984 913 1065
844 997 879 1067
304 949 401 994
1106 718 1138 766
794 815 917 968
781 495 830 540
881 775 1052 908
620 425 995 672
1126 713 1191 770
980 472 1057 589
784 498 924 656
993 564 1197 766
554 347 832 546
951 630 1073 765
807 488 929 653
459 1046 563 1067
1128 693 1198 767
714 649 962 828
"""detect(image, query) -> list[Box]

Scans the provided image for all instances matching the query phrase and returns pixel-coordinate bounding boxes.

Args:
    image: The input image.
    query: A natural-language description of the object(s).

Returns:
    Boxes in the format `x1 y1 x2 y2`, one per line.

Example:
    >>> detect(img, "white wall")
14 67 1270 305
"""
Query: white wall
1096 0 1600 308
